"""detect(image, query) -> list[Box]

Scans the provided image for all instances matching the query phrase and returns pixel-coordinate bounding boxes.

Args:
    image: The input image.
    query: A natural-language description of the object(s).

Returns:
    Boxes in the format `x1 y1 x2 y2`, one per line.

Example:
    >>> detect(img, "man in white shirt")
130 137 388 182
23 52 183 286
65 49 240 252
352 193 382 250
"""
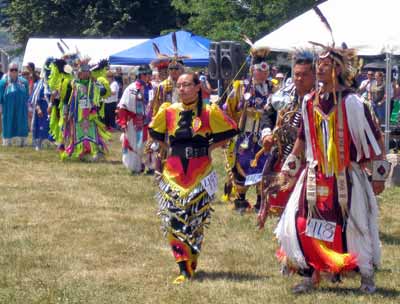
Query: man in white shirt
104 70 119 130
358 70 374 100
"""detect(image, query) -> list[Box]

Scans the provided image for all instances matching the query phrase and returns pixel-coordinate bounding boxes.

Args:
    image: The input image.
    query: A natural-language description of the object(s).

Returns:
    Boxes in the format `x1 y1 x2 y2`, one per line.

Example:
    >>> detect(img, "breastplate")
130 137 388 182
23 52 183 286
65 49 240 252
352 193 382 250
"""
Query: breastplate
243 91 268 133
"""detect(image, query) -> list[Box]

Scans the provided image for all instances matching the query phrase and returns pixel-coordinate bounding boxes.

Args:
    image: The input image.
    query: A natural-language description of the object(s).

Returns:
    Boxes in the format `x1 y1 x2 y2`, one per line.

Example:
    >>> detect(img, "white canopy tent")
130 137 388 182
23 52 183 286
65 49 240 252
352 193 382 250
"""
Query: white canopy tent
23 38 148 68
254 0 400 55
254 0 400 150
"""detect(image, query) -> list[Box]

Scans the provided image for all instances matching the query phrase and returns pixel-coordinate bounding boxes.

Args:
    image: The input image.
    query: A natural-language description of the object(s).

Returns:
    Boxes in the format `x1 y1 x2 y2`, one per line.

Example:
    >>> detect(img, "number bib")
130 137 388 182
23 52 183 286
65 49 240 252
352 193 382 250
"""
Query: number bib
245 173 263 186
79 97 90 109
201 170 218 197
305 218 337 243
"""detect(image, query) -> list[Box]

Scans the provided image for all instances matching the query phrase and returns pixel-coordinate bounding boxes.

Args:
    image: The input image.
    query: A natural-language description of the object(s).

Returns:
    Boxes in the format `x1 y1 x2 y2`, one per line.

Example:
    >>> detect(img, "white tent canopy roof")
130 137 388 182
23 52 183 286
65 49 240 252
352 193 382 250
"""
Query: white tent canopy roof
254 0 400 56
23 38 148 68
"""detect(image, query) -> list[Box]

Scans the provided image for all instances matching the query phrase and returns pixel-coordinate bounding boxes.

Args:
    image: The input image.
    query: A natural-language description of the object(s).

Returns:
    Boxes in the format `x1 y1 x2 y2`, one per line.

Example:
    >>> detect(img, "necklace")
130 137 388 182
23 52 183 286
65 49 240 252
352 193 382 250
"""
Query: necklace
255 82 269 97
181 99 198 110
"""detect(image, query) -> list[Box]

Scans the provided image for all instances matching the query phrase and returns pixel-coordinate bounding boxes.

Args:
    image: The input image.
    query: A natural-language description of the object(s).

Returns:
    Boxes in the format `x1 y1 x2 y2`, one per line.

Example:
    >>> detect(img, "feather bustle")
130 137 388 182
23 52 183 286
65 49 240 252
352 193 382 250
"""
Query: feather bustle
242 34 254 47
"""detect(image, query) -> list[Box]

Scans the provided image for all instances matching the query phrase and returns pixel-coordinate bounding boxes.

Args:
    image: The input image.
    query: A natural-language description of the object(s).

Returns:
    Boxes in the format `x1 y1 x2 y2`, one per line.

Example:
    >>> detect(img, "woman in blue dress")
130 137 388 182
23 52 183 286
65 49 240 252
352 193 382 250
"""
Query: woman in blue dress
0 63 29 146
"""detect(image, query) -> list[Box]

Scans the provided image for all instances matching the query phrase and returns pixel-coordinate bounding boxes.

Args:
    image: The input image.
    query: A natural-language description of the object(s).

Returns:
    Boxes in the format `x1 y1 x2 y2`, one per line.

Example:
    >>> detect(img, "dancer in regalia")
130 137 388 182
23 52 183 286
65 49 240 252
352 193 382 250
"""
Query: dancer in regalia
275 36 389 293
117 65 152 173
143 58 170 174
149 33 189 172
47 41 80 151
223 40 274 213
149 72 237 284
257 50 316 220
30 58 54 150
61 58 111 161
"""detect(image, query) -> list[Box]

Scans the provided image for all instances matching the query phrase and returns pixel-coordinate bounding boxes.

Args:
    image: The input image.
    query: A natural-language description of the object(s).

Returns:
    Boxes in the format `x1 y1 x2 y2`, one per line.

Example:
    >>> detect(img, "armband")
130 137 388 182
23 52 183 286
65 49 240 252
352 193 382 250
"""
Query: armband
281 153 301 177
372 159 391 181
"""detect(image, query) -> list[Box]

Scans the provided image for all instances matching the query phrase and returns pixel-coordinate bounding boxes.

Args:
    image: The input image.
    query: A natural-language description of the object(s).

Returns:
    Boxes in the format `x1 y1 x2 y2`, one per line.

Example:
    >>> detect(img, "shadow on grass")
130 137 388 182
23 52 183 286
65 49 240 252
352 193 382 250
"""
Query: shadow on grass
194 270 269 282
379 231 400 245
319 286 400 298
102 159 123 165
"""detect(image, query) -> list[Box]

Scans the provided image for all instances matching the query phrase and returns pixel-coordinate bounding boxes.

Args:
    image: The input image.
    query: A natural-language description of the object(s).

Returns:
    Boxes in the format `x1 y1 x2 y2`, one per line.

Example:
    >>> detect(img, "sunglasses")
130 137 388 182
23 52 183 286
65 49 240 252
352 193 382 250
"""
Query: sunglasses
9 68 18 72
168 67 180 71
176 82 194 88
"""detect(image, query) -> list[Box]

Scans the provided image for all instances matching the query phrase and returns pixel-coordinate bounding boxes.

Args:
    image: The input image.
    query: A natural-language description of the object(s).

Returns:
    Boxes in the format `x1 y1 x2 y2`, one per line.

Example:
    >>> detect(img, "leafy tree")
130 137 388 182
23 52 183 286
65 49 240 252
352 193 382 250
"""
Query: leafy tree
2 0 186 44
2 0 319 45
81 0 185 37
0 0 10 24
171 0 316 42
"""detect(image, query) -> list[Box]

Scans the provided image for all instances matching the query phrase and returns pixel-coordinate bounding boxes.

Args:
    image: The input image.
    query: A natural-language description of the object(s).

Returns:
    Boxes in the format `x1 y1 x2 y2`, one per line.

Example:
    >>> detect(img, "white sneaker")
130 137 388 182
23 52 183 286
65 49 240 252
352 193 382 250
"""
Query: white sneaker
2 138 12 146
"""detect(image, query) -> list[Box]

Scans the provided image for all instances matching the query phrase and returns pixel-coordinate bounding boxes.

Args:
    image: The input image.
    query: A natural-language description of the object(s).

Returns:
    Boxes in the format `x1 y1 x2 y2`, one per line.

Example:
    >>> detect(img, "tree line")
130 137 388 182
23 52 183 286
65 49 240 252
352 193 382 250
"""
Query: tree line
0 0 317 45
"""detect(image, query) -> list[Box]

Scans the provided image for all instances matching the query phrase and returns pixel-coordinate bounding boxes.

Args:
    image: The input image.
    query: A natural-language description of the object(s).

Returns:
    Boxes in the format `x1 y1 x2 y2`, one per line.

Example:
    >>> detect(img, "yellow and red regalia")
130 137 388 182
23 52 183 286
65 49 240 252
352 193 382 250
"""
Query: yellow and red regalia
149 100 237 276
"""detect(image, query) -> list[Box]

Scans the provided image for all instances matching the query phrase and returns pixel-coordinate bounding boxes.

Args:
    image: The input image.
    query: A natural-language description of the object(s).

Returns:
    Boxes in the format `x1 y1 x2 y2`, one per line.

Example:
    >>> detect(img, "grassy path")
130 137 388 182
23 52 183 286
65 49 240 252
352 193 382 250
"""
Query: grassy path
0 136 399 303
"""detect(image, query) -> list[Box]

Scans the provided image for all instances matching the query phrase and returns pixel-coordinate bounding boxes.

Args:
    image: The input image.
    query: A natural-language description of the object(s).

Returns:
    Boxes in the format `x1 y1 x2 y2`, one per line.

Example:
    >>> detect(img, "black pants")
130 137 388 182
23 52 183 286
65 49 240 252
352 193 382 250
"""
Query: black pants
104 102 117 128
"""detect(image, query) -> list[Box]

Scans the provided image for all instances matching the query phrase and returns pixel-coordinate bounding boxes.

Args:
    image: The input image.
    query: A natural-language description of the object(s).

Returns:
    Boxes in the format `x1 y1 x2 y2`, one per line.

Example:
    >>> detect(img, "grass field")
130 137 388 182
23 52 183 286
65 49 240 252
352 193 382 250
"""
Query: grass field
0 134 399 304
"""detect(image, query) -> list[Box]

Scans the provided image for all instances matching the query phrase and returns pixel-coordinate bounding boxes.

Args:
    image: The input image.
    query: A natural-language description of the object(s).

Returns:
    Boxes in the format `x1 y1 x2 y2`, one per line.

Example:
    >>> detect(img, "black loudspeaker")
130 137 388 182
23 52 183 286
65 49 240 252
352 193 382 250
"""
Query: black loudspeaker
208 42 220 80
219 41 245 80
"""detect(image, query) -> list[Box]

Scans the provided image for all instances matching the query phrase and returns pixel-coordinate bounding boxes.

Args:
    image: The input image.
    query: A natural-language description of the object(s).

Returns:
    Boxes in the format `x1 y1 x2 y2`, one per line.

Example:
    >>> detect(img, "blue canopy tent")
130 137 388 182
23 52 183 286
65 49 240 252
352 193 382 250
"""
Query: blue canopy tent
109 30 210 67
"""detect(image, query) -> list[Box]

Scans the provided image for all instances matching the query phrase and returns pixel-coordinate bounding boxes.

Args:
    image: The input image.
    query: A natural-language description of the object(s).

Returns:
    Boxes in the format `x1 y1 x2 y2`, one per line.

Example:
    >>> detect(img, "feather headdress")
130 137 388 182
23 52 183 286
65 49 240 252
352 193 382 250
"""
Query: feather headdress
313 6 334 47
76 56 91 72
292 48 316 65
151 32 191 69
53 58 67 74
242 34 270 66
90 59 109 79
90 59 109 72
41 57 55 80
150 43 170 70
309 6 358 87
56 39 81 69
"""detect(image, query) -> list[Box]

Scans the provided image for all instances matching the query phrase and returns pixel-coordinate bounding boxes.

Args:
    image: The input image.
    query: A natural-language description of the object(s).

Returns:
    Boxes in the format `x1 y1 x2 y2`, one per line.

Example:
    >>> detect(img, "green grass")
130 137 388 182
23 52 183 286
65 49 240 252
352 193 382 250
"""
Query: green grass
0 134 399 304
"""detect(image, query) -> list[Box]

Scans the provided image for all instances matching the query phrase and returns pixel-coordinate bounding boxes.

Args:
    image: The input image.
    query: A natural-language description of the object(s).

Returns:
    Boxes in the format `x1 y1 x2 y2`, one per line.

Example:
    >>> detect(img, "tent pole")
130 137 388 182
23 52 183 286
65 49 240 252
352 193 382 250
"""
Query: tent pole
290 55 294 78
384 52 392 152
